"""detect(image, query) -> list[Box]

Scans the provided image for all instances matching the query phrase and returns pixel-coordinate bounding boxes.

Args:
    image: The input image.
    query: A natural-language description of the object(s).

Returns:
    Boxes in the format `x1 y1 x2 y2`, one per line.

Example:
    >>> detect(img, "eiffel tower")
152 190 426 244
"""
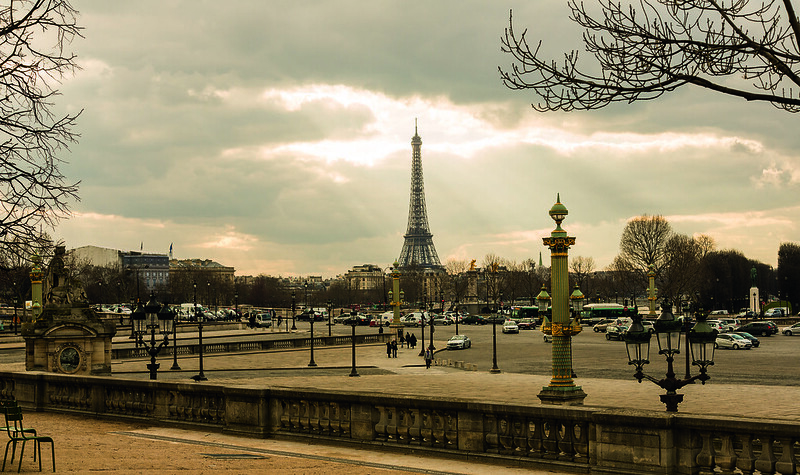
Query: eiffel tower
398 121 443 269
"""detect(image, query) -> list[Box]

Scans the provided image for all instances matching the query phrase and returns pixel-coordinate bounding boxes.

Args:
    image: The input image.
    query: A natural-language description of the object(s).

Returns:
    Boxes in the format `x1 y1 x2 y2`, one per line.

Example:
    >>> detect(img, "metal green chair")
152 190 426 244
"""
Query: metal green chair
2 406 54 472
0 400 37 466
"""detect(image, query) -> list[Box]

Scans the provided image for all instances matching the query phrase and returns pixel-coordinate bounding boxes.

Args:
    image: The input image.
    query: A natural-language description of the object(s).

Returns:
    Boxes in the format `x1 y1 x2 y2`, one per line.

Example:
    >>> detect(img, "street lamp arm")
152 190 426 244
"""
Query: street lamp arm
637 368 711 391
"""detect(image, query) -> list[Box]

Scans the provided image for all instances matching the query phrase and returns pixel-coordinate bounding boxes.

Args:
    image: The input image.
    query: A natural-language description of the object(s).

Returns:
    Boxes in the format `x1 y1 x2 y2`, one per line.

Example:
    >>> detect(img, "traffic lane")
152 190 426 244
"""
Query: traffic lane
436 324 800 386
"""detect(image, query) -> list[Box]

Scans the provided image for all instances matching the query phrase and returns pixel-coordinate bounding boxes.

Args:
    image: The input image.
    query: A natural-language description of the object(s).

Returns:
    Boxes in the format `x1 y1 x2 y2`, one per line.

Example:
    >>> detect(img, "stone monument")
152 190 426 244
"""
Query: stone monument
21 246 116 375
749 265 760 314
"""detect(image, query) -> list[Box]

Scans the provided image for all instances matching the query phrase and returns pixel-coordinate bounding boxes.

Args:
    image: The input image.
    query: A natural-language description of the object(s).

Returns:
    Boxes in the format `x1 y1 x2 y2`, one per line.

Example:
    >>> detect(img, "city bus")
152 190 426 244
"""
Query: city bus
510 306 547 324
581 303 626 325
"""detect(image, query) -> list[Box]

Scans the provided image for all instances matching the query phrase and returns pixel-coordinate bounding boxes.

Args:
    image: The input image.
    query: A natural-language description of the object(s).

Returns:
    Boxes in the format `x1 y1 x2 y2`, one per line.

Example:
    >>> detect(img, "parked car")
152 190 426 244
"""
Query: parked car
714 333 752 350
780 322 800 336
734 331 760 347
517 318 536 330
642 320 655 334
719 319 741 332
593 319 616 333
764 308 786 318
738 321 779 336
461 315 487 325
401 312 427 327
342 313 371 326
706 320 726 334
332 313 351 324
605 322 629 340
447 335 472 350
432 315 451 325
502 320 519 334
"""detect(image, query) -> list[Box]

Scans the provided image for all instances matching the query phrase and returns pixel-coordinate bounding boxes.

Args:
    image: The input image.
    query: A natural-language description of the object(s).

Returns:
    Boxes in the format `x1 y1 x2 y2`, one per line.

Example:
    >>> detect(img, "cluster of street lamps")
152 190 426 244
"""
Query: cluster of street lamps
130 293 174 380
624 301 716 412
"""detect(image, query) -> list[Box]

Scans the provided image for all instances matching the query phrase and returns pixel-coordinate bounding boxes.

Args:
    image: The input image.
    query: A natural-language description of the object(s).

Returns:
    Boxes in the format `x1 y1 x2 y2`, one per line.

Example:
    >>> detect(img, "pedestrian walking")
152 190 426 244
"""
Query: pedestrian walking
391 339 398 358
399 333 406 348
409 333 417 349
386 341 392 358
424 347 433 369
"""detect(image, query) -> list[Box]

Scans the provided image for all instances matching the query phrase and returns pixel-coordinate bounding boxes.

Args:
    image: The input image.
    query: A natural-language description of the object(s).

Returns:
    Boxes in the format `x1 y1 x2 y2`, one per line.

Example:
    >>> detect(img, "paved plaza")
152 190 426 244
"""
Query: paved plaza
0 329 797 473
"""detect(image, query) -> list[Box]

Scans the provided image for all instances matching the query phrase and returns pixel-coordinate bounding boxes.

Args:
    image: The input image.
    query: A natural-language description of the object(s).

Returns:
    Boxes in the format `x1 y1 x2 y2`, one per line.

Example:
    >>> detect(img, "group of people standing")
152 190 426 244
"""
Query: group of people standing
386 331 433 369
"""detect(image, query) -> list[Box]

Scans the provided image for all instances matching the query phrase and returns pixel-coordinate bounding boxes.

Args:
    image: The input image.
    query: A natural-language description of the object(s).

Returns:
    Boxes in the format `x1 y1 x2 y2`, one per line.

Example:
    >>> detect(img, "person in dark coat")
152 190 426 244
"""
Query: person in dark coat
409 333 417 349
399 333 406 348
424 347 433 369
391 339 398 358
386 341 392 358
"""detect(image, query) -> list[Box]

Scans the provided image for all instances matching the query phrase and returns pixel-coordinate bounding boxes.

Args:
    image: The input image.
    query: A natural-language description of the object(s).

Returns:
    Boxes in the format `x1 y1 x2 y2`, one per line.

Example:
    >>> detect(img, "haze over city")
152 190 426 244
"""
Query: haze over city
52 1 800 277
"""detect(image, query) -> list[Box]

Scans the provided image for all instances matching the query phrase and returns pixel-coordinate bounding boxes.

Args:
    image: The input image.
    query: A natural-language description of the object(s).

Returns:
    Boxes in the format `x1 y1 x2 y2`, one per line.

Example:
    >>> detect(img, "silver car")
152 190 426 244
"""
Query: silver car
714 333 752 350
781 322 800 336
447 335 472 350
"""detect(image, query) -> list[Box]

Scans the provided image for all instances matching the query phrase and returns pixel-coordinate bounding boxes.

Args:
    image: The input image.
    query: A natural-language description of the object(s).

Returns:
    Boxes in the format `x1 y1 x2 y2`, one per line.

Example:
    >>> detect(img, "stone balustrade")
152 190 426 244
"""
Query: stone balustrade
0 371 796 474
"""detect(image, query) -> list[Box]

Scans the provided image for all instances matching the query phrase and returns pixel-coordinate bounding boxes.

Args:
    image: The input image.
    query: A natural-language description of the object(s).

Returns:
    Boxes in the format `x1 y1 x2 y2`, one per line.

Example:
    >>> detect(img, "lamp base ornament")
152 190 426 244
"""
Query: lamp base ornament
537 386 587 406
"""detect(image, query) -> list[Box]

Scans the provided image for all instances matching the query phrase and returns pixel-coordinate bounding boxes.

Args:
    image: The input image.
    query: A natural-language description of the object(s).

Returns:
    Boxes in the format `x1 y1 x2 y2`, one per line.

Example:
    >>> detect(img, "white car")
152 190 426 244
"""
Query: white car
502 321 519 334
447 335 472 350
714 333 752 350
781 322 800 336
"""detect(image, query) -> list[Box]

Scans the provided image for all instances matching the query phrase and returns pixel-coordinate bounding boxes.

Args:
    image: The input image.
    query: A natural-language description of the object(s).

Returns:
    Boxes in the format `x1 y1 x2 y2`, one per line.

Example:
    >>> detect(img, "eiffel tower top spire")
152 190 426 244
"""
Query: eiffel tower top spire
398 122 442 269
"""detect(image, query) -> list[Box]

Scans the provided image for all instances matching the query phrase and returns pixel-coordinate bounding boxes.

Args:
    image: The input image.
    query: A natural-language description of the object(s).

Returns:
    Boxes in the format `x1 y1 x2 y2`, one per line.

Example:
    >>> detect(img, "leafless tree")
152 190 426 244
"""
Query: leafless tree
607 254 641 303
619 215 673 277
501 1 800 112
482 253 506 310
445 259 470 308
0 1 82 262
695 234 717 258
570 255 596 292
660 234 704 303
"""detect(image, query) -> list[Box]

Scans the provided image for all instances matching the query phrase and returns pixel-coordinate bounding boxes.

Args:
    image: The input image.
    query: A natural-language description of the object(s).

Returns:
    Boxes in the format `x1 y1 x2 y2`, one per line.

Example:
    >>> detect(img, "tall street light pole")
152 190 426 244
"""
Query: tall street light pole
388 262 404 342
327 299 333 337
291 291 297 330
170 299 181 371
538 194 585 405
306 281 317 367
192 281 207 381
349 311 359 377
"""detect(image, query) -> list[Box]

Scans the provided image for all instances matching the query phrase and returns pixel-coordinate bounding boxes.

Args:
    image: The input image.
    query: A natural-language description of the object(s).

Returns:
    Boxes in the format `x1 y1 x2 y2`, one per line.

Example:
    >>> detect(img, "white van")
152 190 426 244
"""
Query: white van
401 312 429 327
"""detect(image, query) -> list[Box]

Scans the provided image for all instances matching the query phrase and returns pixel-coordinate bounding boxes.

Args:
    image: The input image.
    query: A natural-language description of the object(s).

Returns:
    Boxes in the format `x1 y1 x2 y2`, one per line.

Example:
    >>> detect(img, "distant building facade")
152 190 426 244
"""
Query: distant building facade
122 253 170 291
170 259 235 286
344 264 383 291
70 245 121 268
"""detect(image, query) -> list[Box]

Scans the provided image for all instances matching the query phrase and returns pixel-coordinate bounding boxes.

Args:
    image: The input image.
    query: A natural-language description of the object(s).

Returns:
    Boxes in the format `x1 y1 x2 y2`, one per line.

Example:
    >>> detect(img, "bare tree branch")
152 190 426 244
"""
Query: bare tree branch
500 0 800 112
0 0 82 262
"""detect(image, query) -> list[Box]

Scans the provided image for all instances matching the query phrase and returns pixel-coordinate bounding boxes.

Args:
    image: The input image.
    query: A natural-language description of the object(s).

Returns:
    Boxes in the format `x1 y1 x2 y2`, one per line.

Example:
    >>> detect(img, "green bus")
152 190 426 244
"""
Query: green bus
581 303 626 325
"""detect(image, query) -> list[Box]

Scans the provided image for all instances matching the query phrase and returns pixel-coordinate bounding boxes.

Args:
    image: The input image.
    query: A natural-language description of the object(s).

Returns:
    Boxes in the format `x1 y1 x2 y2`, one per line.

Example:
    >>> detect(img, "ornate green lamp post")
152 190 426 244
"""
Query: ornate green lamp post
624 300 716 412
647 264 658 316
537 285 550 331
537 194 586 405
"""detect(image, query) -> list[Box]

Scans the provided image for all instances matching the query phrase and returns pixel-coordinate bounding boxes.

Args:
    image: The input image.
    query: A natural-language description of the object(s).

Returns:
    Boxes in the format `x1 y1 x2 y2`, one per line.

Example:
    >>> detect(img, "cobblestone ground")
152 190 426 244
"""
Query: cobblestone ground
16 412 555 474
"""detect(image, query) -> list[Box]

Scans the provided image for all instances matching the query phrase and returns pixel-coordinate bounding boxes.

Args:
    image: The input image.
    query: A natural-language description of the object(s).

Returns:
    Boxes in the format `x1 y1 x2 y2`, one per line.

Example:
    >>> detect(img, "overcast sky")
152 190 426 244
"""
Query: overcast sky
53 1 799 277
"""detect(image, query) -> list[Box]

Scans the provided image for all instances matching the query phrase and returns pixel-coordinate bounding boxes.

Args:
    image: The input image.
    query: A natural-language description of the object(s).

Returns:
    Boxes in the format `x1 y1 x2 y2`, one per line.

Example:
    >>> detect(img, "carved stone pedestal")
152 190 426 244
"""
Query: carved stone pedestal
22 304 116 375
20 246 116 376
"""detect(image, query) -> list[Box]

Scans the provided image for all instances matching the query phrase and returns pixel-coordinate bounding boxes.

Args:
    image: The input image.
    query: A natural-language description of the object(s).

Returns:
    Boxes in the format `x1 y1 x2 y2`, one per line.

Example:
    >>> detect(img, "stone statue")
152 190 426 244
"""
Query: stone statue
750 265 758 287
44 246 87 306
